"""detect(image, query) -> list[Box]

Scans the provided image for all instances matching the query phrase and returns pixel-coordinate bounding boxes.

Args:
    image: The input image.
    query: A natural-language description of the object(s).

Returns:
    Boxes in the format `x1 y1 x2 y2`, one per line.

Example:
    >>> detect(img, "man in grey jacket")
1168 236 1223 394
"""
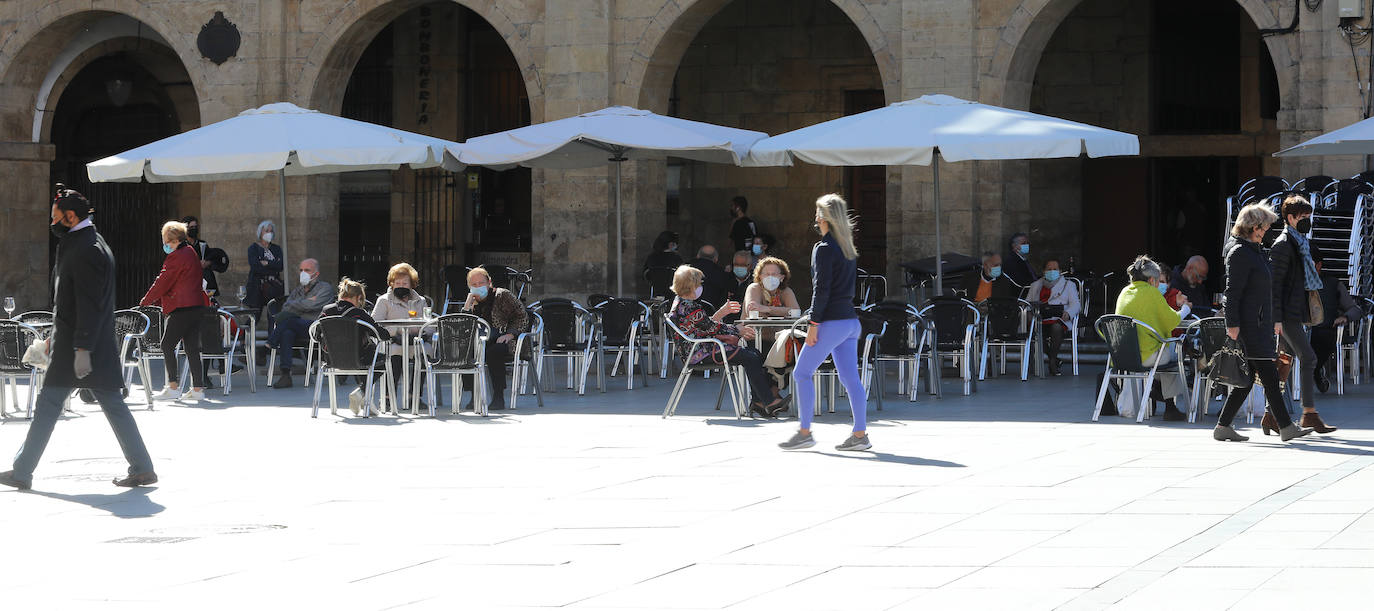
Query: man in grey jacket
267 258 333 388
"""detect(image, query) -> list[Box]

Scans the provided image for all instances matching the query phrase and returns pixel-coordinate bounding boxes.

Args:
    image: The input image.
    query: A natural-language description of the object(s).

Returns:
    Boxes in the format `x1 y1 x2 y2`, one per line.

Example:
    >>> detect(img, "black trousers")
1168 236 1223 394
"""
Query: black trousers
486 338 510 394
1217 359 1295 428
162 306 205 387
1043 322 1066 360
730 346 775 404
1310 326 1337 372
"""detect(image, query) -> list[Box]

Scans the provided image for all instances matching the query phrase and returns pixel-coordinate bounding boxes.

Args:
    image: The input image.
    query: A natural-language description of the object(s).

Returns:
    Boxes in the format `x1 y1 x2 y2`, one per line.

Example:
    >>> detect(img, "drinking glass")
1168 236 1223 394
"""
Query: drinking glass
236 286 247 304
3 297 14 319
423 306 433 319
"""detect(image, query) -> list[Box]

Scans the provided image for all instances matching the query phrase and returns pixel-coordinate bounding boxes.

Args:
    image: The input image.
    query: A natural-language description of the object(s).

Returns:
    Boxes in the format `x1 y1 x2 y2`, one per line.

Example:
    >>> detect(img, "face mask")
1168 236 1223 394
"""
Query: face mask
187 227 199 240
299 271 313 285
470 285 489 299
989 266 1002 279
163 244 174 255
733 266 749 279
1158 282 1169 295
1019 244 1030 255
1296 218 1312 234
1043 270 1060 283
762 276 781 291
263 232 274 243
752 244 763 255
393 286 413 300
50 222 67 239
691 286 703 300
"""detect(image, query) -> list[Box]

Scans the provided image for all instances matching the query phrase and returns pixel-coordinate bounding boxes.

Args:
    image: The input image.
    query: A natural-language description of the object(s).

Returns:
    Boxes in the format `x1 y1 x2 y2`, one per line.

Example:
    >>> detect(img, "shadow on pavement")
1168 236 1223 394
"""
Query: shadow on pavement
29 487 165 518
827 452 966 467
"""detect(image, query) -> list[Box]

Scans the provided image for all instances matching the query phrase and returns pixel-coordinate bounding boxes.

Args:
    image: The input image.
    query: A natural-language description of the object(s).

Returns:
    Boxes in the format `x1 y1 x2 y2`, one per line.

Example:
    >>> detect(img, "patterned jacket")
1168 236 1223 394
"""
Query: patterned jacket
668 297 746 365
467 287 528 336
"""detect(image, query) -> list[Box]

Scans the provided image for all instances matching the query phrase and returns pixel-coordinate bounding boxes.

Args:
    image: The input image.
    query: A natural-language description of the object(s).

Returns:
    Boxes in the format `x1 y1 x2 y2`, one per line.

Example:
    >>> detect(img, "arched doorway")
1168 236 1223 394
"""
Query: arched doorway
1023 0 1281 297
654 0 885 296
47 42 199 307
335 2 532 296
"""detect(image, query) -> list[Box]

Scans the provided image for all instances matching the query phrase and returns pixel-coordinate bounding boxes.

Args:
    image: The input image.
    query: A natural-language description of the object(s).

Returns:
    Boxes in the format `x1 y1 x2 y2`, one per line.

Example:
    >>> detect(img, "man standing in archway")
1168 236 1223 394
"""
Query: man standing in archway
0 189 157 491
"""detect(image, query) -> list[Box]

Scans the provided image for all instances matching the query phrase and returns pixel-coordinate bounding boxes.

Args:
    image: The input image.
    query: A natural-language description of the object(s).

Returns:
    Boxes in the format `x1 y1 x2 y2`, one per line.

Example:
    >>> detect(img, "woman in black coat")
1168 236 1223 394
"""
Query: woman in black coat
244 219 284 310
1213 203 1312 443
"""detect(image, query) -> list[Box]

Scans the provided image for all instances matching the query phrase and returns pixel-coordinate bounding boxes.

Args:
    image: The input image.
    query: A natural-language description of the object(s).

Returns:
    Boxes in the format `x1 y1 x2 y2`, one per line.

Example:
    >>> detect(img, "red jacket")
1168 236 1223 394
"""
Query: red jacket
140 243 208 314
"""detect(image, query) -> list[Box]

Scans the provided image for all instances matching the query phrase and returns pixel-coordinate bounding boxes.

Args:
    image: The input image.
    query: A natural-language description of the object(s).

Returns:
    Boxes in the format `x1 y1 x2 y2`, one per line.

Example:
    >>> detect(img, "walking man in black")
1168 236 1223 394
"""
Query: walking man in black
0 188 157 490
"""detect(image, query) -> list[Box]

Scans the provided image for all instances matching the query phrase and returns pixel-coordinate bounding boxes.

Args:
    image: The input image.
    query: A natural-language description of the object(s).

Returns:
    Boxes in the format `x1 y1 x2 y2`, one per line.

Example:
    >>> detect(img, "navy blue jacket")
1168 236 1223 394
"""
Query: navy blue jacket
808 233 857 323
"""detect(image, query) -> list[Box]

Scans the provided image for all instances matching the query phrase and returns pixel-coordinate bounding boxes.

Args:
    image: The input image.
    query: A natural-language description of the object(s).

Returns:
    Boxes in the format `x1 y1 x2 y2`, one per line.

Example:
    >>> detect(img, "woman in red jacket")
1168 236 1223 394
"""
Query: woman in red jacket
140 220 209 403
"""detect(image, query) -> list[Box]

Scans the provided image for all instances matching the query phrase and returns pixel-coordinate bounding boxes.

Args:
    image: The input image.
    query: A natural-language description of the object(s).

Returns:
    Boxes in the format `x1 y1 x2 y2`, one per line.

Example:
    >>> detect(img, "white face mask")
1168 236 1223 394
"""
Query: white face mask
299 270 313 285
762 276 781 291
691 286 703 300
263 232 274 242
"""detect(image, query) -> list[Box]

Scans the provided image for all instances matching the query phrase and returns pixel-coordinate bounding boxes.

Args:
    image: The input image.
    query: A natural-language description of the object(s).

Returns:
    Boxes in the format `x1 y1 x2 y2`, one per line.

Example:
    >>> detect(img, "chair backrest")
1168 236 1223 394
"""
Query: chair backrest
1095 314 1161 372
865 302 921 357
133 305 166 354
476 264 512 290
429 314 491 369
530 298 591 351
919 297 979 347
197 308 234 355
114 309 150 341
1192 317 1228 361
0 320 39 373
855 310 889 363
594 298 647 347
313 316 379 370
854 269 888 307
15 311 53 327
1321 178 1373 213
663 314 726 370
983 297 1031 340
509 269 533 300
1236 176 1289 207
518 309 543 361
645 266 676 298
588 294 612 309
1294 175 1334 195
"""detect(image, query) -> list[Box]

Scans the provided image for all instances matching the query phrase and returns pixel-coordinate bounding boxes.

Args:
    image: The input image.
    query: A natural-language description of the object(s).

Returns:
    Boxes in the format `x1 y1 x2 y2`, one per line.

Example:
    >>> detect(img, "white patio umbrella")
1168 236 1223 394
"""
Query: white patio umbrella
1274 115 1374 157
744 94 1140 293
87 102 463 288
451 106 768 295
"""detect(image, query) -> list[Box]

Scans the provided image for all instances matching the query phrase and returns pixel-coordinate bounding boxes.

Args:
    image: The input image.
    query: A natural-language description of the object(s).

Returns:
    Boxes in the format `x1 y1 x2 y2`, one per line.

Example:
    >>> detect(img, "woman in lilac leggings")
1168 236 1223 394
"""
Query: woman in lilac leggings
779 194 871 452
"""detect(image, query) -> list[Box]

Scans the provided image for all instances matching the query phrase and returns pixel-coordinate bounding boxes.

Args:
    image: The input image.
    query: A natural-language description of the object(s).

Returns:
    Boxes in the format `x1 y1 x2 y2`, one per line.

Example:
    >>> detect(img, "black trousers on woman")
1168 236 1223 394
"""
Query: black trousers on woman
1217 358 1295 428
162 306 206 388
730 346 776 404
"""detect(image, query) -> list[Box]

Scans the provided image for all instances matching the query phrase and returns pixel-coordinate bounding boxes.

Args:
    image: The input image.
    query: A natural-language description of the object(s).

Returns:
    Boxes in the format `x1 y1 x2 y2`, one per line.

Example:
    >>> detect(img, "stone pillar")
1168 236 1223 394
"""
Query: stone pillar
0 142 56 311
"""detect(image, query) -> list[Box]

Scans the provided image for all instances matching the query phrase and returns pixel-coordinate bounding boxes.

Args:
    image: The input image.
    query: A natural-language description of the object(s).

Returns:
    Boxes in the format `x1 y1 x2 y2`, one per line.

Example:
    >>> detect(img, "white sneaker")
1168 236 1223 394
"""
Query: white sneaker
153 387 180 401
179 389 205 403
348 388 364 416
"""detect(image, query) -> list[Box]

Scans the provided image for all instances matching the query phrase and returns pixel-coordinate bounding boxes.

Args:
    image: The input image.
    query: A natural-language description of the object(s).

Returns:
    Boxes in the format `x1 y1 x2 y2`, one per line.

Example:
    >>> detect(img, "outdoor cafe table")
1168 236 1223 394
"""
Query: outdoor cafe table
737 317 802 351
376 317 432 415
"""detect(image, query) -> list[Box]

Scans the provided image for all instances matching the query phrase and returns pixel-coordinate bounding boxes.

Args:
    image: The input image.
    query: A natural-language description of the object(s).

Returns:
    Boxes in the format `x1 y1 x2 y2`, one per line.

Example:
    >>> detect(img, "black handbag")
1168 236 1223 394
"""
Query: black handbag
1205 337 1252 387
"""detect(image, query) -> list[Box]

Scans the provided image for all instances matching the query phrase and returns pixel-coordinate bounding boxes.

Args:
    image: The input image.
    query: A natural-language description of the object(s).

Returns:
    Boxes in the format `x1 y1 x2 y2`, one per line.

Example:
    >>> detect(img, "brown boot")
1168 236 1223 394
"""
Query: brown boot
1300 411 1338 434
1261 411 1279 436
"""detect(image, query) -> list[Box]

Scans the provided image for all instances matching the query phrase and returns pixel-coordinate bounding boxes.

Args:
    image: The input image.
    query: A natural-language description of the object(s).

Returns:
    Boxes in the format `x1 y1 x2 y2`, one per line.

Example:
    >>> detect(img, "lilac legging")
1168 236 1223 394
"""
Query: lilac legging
794 318 867 432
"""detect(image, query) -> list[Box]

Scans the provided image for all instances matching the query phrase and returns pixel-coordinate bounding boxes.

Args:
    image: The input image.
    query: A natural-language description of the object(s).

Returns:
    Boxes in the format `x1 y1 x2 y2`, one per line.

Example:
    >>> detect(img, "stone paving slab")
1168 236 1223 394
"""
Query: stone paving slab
1 365 1373 609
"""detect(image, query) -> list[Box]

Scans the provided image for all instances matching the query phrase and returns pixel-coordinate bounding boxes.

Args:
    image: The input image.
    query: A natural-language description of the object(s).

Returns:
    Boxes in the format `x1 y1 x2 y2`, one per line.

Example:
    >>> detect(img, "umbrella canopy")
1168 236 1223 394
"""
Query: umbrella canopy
452 106 769 295
744 94 1139 293
87 102 464 290
1273 115 1374 157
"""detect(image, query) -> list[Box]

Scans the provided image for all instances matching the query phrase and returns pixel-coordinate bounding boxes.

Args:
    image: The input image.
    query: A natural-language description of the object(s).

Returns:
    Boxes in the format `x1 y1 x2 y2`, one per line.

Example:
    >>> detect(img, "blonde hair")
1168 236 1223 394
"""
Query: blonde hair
1231 202 1278 239
337 277 366 302
161 220 189 244
816 193 858 260
387 262 420 288
672 264 704 298
753 256 791 290
466 267 491 284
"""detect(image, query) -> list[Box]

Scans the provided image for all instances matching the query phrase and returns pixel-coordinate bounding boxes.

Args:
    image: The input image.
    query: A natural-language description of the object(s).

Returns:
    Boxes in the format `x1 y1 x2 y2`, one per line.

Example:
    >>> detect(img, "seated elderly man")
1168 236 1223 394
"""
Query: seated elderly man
958 251 1020 302
1115 255 1191 421
1172 255 1213 317
1309 250 1366 392
728 249 755 304
268 258 334 388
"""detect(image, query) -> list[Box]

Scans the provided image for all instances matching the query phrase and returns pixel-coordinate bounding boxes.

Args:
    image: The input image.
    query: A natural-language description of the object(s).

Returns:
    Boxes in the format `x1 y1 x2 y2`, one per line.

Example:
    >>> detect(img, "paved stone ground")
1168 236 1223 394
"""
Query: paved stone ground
3 363 1374 610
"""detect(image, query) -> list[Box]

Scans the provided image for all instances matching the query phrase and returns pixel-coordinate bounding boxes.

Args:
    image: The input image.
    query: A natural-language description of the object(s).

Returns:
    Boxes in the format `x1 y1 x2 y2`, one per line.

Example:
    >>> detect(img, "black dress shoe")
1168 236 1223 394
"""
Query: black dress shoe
1314 372 1330 393
0 470 31 490
113 472 157 487
271 374 293 389
487 395 506 411
1162 408 1187 421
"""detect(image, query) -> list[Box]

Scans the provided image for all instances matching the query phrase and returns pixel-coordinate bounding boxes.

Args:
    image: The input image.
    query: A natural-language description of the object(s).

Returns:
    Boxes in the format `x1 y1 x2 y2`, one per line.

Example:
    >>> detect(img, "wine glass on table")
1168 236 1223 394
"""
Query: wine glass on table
236 286 247 305
3 297 14 319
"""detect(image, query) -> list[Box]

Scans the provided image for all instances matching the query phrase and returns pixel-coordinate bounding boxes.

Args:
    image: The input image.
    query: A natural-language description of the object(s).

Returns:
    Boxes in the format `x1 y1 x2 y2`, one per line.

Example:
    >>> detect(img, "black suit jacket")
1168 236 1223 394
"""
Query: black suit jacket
46 225 123 389
688 257 730 309
1001 253 1038 289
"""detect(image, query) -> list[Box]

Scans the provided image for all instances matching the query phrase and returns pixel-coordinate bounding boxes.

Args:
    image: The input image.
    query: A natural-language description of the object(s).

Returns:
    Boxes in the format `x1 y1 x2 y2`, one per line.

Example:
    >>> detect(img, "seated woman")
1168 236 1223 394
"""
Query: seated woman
744 256 803 392
667 265 786 418
371 263 430 407
321 277 390 416
1025 258 1081 376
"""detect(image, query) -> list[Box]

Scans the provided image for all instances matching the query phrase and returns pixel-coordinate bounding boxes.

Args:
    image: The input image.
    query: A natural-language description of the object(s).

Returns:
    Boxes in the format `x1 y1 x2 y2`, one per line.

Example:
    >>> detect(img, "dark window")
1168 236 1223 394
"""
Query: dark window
1151 0 1241 134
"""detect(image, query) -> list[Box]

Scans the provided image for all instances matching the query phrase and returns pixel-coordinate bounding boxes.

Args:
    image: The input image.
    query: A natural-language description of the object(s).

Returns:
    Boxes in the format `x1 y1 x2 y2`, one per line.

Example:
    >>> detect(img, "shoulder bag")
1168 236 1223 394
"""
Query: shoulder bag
1205 336 1252 388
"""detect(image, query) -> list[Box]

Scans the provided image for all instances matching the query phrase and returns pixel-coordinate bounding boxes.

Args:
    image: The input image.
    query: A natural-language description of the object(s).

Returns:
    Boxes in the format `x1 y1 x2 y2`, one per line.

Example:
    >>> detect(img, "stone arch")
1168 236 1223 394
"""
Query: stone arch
628 0 900 112
0 5 206 142
989 0 1298 110
39 37 200 144
300 0 542 118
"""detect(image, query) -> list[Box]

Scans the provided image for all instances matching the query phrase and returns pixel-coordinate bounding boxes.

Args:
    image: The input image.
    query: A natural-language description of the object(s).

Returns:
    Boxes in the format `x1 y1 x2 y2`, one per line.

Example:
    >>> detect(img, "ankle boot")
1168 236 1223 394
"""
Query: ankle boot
1300 411 1338 434
1279 423 1315 442
1213 425 1249 442
1261 412 1279 436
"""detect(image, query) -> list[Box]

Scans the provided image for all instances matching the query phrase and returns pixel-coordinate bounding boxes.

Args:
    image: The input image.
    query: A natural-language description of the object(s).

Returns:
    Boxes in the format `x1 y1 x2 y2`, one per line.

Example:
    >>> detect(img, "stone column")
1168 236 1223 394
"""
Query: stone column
0 142 56 311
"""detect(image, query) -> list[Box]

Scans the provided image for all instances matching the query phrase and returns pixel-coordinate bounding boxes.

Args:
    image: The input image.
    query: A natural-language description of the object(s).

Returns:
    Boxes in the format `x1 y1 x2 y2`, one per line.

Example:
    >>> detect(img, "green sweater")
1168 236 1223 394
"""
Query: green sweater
1115 281 1182 363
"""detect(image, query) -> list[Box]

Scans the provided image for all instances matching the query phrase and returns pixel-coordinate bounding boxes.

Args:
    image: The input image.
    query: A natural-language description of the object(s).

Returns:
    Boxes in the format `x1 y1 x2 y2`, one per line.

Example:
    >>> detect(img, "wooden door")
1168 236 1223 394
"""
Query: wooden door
845 90 887 276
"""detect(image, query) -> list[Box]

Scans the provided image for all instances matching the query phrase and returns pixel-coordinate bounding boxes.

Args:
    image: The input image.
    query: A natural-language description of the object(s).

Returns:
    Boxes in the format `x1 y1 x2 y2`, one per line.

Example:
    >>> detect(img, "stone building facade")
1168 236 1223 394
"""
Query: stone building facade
0 0 1366 310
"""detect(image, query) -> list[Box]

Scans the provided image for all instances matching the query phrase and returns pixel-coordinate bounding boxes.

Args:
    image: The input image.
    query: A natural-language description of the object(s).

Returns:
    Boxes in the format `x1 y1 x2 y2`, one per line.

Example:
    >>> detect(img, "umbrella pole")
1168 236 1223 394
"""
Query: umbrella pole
279 170 290 291
933 155 942 296
616 159 623 296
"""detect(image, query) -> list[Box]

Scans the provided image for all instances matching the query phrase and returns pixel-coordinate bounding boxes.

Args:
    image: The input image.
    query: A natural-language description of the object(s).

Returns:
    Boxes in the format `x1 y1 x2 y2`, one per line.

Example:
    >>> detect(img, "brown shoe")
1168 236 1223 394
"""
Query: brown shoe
271 374 293 389
1300 411 1338 434
113 472 158 487
1261 411 1280 436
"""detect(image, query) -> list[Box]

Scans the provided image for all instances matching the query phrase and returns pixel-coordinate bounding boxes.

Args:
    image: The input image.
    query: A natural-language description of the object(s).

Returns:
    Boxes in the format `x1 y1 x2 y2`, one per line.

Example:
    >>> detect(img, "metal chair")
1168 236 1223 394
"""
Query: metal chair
188 307 245 396
979 297 1037 381
265 297 316 387
645 266 677 300
640 298 673 379
1336 316 1364 394
114 309 153 407
661 315 746 419
1184 317 1230 422
507 308 545 410
1063 276 1085 375
1093 314 1190 423
132 306 170 398
0 320 42 418
591 298 651 390
418 314 492 416
863 302 939 401
440 264 467 315
529 298 601 395
919 297 981 396
854 268 888 307
14 311 54 340
310 316 391 418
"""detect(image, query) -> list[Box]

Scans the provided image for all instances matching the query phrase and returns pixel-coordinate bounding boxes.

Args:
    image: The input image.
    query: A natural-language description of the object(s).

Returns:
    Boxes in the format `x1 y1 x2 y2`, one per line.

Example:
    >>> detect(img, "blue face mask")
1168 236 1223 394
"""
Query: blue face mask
163 244 174 255
470 285 489 299
989 266 1002 279
733 266 749 279
752 244 763 255
1043 270 1060 283
1019 244 1030 255
1158 282 1169 295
